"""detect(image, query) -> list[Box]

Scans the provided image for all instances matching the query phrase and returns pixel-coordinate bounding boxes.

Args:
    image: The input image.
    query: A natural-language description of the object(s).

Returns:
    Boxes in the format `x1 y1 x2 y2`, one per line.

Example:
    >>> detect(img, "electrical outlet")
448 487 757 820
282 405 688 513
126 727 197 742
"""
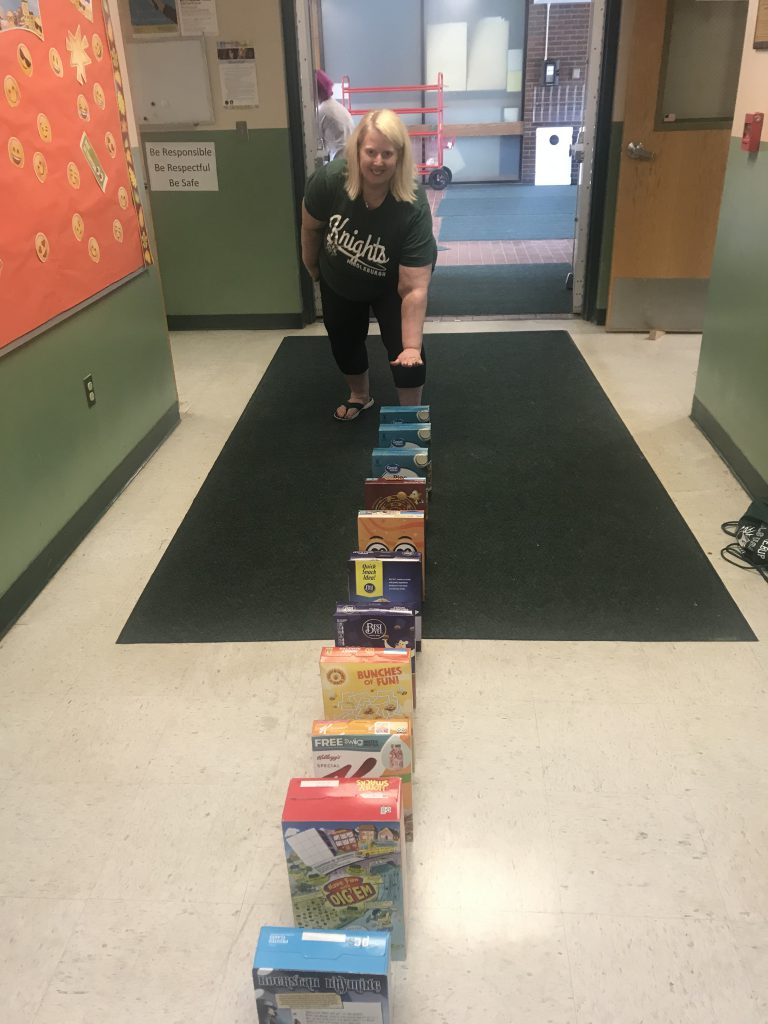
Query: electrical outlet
83 374 96 408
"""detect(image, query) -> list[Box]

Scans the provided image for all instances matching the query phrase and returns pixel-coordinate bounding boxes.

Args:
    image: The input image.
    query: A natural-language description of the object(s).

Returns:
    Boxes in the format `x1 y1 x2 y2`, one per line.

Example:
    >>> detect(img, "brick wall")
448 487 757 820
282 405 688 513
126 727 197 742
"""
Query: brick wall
522 1 591 183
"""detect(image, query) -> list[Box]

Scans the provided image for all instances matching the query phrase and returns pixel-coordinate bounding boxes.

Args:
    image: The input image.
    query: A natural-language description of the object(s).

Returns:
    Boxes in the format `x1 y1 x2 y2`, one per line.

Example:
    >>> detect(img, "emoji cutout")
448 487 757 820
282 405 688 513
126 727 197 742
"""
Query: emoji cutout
33 151 47 183
116 91 125 115
8 137 25 169
72 213 85 242
87 237 100 263
93 83 105 109
67 161 81 189
18 44 33 77
104 131 116 158
49 48 64 77
37 113 52 143
35 233 50 263
92 34 104 61
77 94 90 121
4 75 21 107
117 186 128 209
112 219 123 242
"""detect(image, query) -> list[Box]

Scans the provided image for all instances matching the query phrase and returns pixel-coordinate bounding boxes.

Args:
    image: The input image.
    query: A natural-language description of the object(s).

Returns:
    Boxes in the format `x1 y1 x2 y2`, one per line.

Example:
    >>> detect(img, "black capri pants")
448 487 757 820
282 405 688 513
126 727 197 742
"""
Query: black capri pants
319 276 427 390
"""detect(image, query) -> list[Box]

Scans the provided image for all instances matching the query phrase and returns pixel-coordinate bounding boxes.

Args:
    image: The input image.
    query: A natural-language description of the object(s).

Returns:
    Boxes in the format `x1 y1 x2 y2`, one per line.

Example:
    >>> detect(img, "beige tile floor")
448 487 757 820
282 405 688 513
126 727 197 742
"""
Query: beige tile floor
1 320 767 1023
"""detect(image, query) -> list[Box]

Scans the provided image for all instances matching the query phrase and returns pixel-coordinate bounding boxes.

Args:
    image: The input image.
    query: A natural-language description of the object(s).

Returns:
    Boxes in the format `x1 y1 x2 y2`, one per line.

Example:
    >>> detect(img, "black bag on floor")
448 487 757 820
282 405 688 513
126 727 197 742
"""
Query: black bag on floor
721 500 768 581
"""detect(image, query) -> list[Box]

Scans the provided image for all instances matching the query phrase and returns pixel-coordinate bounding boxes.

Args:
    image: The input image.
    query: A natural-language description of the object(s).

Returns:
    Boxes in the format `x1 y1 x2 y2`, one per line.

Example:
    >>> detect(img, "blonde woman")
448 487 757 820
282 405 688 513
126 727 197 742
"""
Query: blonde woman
302 109 437 421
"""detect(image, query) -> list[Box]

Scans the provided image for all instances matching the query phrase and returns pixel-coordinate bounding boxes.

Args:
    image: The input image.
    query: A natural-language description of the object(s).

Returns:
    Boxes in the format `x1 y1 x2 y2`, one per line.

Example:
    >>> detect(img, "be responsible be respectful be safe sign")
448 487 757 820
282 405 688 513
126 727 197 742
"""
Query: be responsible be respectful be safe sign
145 142 219 191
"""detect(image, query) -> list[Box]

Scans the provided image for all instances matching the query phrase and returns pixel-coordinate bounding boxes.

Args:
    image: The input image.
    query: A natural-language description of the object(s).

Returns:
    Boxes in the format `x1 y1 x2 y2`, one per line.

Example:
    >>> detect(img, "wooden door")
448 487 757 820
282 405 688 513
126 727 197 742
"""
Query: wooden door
606 0 732 331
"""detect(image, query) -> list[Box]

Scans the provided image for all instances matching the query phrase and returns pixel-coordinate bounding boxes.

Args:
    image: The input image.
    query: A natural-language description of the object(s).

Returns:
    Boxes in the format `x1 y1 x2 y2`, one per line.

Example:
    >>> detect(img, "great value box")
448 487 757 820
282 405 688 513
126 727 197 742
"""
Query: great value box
319 646 414 720
282 778 406 960
379 404 430 423
312 718 414 838
378 422 431 450
253 926 391 1024
371 447 430 485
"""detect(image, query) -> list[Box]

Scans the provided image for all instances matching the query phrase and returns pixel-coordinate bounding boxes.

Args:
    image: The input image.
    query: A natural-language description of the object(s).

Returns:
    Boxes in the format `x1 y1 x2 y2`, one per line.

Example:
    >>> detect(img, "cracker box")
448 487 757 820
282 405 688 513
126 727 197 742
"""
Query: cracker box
378 423 432 450
357 511 426 587
379 405 430 424
320 647 413 720
363 477 427 514
371 448 430 486
312 718 414 838
253 926 391 1024
282 778 406 960
334 603 418 653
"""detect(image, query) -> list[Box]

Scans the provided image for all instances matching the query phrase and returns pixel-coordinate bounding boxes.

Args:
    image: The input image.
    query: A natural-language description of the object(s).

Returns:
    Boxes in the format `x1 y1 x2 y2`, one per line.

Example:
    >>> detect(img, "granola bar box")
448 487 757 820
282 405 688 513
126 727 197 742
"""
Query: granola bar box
282 778 406 960
253 926 391 1024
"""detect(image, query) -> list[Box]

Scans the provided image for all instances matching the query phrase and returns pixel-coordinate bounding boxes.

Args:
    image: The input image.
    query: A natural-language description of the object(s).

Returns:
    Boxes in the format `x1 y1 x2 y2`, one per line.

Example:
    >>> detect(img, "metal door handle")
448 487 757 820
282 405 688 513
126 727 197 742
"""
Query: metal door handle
626 141 655 161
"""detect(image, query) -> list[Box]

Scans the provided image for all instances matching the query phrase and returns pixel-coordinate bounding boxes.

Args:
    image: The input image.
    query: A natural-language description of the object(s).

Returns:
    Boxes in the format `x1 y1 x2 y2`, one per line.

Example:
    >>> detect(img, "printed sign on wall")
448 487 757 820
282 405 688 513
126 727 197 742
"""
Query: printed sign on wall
1 0 151 351
145 140 218 190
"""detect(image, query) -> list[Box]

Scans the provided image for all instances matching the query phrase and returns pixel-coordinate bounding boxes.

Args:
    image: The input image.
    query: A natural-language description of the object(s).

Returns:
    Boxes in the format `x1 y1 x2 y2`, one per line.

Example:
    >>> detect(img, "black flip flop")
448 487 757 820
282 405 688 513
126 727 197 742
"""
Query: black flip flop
333 398 374 421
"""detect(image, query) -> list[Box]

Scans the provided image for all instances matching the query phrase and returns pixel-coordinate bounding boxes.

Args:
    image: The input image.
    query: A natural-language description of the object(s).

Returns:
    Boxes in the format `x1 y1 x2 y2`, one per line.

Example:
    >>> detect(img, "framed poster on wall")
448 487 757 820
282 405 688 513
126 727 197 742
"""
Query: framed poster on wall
1 0 152 353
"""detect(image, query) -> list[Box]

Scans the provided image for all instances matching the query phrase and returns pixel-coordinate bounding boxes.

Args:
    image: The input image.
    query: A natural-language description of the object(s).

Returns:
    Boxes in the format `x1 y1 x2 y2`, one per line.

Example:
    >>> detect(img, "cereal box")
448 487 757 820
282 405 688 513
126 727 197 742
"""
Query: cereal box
311 718 414 839
282 778 406 960
334 603 417 653
347 552 423 646
357 511 426 587
319 647 413 720
371 447 430 486
253 926 391 1024
378 423 432 450
363 477 427 513
378 405 430 423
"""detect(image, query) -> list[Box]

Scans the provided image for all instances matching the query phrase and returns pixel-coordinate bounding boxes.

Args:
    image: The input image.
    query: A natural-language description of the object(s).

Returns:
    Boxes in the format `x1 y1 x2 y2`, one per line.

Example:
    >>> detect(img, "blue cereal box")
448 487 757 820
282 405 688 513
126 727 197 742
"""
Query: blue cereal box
379 405 430 423
282 778 406 960
371 448 430 487
253 926 391 1024
378 423 432 450
334 603 418 652
347 552 422 610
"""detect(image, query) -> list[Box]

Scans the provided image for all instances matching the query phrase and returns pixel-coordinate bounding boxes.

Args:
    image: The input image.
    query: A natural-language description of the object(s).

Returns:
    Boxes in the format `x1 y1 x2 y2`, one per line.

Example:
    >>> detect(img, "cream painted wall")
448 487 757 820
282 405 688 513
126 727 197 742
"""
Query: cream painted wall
732 0 768 135
117 0 288 131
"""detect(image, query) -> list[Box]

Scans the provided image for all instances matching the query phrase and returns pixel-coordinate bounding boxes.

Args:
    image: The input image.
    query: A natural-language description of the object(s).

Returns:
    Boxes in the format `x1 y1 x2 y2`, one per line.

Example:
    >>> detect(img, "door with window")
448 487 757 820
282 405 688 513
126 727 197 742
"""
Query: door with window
606 0 748 331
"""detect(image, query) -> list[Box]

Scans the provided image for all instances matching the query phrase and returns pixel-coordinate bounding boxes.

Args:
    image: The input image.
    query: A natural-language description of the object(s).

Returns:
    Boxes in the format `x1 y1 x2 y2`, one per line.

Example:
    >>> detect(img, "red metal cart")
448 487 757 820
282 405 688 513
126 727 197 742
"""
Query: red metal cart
341 73 453 190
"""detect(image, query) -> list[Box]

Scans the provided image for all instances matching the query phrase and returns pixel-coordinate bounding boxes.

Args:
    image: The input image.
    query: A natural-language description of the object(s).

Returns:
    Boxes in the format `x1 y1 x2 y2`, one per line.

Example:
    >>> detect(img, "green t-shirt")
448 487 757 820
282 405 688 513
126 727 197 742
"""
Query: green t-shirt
304 158 437 302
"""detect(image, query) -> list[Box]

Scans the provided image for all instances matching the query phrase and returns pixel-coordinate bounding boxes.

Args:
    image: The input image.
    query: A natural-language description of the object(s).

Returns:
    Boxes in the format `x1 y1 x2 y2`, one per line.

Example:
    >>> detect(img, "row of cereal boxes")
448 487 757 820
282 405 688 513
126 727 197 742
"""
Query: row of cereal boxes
252 406 431 1024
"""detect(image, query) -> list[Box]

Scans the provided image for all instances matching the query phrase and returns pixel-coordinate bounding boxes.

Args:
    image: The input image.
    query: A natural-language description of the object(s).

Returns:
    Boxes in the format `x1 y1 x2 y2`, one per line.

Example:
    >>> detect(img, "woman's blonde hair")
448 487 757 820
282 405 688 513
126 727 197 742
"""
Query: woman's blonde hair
344 109 417 204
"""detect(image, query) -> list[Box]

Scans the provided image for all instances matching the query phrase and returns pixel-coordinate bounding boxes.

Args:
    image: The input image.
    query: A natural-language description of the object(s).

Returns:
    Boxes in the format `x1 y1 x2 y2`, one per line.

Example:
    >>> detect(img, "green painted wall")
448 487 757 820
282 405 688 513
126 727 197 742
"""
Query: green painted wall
142 128 303 317
0 265 178 597
694 137 768 487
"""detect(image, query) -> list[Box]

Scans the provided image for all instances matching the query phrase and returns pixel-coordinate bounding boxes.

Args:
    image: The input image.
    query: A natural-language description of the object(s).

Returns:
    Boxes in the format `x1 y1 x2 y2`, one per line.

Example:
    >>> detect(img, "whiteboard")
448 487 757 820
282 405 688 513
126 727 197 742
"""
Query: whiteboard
126 38 214 126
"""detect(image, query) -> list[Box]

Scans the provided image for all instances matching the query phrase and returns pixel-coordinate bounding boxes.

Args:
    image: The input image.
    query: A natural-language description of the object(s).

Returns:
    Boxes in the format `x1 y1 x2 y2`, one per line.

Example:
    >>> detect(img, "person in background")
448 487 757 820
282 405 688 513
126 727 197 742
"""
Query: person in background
315 69 354 161
301 108 436 421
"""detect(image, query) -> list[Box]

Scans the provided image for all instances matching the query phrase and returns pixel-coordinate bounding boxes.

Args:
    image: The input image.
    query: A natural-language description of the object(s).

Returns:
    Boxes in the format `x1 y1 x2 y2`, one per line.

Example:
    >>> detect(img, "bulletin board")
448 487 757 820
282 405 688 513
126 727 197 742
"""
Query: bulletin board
1 0 151 353
125 38 213 126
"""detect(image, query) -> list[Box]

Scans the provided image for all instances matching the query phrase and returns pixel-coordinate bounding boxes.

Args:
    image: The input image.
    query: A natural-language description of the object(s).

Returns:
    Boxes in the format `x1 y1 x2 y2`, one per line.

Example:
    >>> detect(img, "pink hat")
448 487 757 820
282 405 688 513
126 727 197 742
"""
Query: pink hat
315 69 334 102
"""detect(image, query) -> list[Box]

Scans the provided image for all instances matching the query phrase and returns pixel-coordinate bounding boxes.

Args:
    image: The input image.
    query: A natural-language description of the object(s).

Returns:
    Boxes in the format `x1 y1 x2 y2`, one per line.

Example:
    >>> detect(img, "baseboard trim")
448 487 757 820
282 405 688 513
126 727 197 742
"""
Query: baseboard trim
167 313 304 331
691 396 768 500
0 403 180 641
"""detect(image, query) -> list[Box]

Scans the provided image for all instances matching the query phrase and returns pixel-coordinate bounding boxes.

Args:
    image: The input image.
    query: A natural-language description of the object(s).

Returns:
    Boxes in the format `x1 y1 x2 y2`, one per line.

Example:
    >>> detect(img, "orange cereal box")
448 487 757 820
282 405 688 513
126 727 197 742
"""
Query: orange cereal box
319 647 414 721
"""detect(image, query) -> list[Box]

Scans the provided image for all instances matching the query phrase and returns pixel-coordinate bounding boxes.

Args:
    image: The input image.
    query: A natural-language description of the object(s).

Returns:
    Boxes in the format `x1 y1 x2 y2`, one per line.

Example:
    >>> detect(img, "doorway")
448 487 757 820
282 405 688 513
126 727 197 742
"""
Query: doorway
298 0 605 319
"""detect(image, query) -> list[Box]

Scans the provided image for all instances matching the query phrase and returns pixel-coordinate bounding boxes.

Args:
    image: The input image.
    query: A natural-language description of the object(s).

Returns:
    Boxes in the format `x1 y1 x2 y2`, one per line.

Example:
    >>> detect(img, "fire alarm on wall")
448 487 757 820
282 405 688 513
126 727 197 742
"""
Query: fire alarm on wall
741 112 764 152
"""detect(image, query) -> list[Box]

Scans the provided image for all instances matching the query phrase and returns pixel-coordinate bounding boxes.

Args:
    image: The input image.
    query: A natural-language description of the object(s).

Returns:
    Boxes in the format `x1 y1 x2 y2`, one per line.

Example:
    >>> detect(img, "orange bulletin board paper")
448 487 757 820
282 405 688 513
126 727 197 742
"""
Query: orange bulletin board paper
1 0 152 351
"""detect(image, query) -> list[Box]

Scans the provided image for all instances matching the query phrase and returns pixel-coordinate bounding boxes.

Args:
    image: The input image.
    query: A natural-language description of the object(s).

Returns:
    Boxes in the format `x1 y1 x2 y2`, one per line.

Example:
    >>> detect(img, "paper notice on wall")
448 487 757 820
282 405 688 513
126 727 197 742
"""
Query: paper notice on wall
467 17 509 91
178 0 218 35
426 22 467 91
216 41 259 108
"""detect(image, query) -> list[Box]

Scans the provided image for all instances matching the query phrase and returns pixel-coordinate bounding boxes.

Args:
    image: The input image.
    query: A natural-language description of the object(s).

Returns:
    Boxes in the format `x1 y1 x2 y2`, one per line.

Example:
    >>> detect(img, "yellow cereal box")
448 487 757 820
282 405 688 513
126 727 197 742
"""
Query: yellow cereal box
319 647 414 721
